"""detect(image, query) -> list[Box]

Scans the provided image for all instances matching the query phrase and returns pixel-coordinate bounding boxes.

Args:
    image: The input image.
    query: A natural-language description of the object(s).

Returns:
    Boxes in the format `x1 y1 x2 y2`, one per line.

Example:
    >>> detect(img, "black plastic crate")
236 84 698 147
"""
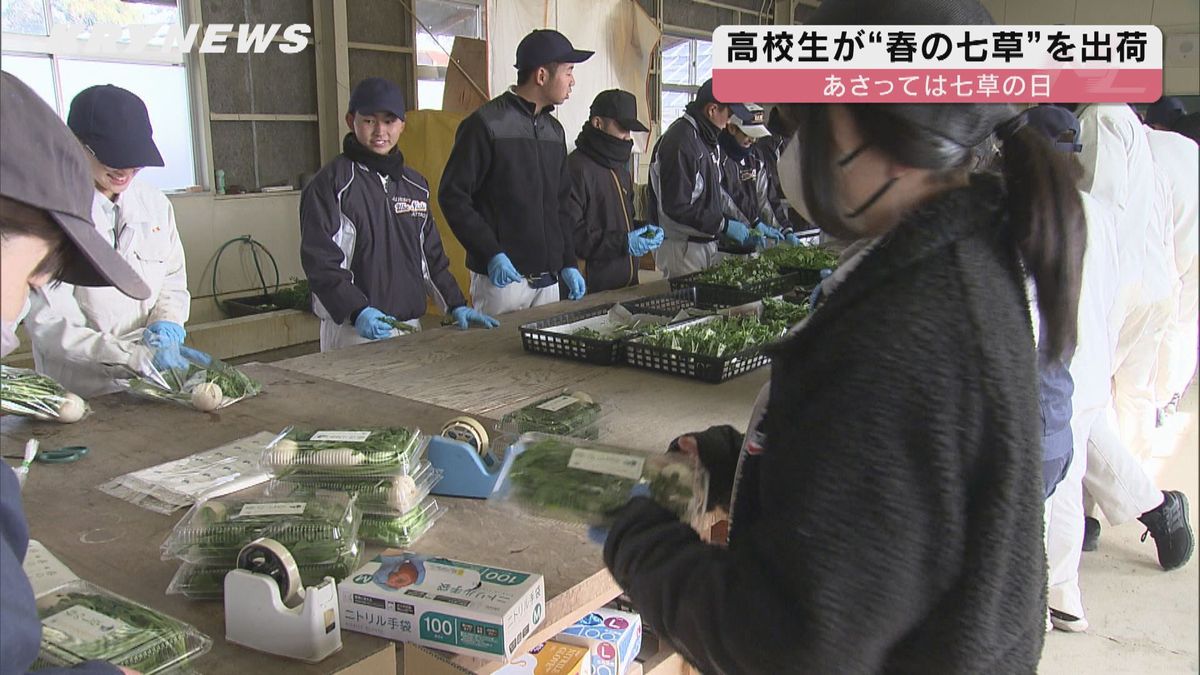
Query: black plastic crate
622 287 703 317
776 266 824 287
519 305 633 365
667 271 801 309
623 318 774 383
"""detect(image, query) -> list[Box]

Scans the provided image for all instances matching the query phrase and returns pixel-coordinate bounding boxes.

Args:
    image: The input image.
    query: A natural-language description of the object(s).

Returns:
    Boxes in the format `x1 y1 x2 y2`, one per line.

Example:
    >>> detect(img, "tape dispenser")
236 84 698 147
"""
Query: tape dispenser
224 538 342 662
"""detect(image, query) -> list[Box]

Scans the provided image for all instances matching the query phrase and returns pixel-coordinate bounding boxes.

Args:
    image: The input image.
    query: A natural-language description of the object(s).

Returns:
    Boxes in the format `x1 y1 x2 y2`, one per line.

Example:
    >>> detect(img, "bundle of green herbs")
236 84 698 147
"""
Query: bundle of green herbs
263 427 428 478
34 581 210 673
359 498 446 547
500 434 706 527
760 244 840 271
760 297 811 325
638 316 787 358
161 489 361 565
380 316 418 333
499 392 602 439
126 356 262 412
1 365 89 423
691 257 782 288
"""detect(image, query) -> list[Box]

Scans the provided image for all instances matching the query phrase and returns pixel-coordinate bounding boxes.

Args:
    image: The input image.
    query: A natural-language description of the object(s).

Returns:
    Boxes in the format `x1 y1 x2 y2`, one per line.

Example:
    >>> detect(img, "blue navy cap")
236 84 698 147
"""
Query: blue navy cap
514 30 593 70
67 85 164 170
695 79 750 120
1146 96 1186 128
1026 105 1083 153
348 77 406 120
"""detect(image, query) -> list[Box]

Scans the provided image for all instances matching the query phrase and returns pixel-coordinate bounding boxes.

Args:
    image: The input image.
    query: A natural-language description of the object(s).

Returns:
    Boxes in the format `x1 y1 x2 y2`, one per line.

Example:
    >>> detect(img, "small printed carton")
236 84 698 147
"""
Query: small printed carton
494 640 591 675
556 608 642 675
339 551 545 661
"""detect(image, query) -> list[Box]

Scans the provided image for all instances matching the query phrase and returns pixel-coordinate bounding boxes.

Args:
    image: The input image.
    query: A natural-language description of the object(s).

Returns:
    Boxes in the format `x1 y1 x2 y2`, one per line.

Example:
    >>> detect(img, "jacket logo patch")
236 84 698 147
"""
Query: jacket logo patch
392 197 428 216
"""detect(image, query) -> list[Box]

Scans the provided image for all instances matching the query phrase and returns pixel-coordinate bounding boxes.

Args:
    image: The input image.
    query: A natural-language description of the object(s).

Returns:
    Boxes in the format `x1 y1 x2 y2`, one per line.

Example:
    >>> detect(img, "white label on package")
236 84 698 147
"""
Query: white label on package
43 605 144 654
536 395 579 412
238 502 306 517
310 430 373 442
568 448 645 481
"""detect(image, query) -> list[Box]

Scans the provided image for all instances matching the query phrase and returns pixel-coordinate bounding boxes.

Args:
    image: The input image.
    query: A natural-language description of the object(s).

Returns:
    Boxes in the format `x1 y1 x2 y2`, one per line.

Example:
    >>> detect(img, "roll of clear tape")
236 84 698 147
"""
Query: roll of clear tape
236 537 303 608
440 416 490 457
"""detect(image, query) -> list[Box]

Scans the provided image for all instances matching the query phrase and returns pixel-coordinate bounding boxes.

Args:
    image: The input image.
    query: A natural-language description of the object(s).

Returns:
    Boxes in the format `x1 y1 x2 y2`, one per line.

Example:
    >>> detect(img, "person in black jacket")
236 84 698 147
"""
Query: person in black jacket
566 89 664 293
601 1 1088 671
649 80 781 278
439 29 592 315
717 103 795 243
301 78 496 352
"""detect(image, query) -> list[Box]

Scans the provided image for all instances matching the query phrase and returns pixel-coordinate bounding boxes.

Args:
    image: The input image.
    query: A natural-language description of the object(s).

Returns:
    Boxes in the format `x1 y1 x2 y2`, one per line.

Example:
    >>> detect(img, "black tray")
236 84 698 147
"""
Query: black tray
623 318 773 383
519 305 634 366
667 270 802 309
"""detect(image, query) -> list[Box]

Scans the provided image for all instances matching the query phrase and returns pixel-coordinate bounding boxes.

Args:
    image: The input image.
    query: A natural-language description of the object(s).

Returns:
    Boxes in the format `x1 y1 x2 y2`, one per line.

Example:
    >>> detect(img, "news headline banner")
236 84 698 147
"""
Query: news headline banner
713 25 1163 103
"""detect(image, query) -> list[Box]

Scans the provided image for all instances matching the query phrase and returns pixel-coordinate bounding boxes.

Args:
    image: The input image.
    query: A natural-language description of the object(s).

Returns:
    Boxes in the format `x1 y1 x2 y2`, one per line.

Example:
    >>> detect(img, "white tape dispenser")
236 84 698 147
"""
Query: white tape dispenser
224 537 342 662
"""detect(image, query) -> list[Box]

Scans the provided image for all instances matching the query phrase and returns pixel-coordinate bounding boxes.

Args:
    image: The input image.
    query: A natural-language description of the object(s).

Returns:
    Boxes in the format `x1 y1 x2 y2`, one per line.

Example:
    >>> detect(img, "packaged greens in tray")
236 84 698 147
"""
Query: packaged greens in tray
167 543 364 600
272 460 442 515
359 498 446 547
123 350 262 412
1 365 90 423
33 580 211 674
496 433 707 527
498 391 603 440
262 427 428 478
161 486 360 565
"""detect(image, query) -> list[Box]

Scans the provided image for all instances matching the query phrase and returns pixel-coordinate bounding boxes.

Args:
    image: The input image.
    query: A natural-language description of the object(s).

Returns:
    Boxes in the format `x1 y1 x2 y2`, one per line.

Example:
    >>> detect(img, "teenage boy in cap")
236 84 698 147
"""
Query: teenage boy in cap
2 72 149 675
439 29 592 314
24 84 191 397
566 89 663 292
301 77 496 352
648 79 779 278
718 103 796 243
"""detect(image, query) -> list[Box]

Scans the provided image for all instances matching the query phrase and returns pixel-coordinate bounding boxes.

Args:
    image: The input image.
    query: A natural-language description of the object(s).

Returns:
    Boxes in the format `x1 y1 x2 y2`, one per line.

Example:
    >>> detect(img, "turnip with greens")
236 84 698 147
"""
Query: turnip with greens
1 366 90 423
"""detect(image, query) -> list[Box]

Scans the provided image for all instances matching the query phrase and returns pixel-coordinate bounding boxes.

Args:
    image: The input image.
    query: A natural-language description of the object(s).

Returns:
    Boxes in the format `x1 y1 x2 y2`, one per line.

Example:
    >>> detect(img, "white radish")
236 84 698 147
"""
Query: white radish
190 382 224 411
55 393 88 423
265 439 299 467
388 474 420 512
309 448 363 467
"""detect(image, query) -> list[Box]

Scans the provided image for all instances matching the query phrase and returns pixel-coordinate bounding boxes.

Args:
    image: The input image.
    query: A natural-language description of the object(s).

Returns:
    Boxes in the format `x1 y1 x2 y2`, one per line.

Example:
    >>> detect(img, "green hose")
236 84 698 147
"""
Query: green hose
211 236 281 314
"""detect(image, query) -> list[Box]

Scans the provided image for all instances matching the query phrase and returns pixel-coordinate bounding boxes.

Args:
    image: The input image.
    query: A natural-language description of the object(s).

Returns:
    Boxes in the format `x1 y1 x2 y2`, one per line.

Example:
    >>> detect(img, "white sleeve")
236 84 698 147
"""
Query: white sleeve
23 284 142 378
1078 108 1131 212
148 199 190 325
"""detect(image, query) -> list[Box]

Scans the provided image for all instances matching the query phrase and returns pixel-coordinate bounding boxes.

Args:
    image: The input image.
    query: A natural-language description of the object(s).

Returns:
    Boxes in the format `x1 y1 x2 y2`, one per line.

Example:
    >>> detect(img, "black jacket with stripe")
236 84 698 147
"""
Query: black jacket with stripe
438 90 576 278
299 156 465 324
565 147 643 293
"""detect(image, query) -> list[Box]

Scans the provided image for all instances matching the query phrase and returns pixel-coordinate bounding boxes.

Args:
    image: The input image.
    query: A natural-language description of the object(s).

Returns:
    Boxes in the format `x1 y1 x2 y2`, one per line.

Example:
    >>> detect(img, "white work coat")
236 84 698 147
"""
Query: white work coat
1146 129 1200 404
25 180 189 397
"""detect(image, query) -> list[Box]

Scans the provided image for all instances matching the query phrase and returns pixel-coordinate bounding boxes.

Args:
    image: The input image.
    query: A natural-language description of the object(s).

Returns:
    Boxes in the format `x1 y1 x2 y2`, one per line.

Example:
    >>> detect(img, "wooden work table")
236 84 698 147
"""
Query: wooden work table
275 281 770 455
1 365 633 674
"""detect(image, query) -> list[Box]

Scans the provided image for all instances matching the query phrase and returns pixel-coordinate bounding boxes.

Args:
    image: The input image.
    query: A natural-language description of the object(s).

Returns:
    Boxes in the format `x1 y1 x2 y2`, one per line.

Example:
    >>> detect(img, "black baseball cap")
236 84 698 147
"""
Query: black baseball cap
348 77 406 120
1146 96 1186 127
514 30 593 71
1026 105 1083 153
1 73 151 298
68 85 164 170
589 90 649 133
694 79 750 120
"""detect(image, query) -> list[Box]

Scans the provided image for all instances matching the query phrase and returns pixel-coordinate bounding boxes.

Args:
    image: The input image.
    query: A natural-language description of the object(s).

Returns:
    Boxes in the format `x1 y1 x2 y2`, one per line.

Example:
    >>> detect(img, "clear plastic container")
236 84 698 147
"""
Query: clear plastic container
271 460 442 515
167 542 364 600
496 433 708 527
261 427 428 478
358 498 446 547
161 486 361 565
33 580 211 673
123 350 262 412
498 391 604 440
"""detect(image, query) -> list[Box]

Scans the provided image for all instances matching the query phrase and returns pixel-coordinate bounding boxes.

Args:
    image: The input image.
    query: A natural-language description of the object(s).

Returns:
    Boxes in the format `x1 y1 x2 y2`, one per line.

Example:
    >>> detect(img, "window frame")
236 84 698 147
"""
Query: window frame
0 0 207 192
412 0 483 110
659 31 714 132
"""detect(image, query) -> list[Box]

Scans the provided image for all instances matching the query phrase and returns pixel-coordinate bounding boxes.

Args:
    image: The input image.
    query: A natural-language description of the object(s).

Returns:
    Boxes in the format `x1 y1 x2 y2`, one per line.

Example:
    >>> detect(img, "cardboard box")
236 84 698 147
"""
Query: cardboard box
339 552 545 661
556 608 642 675
494 640 591 675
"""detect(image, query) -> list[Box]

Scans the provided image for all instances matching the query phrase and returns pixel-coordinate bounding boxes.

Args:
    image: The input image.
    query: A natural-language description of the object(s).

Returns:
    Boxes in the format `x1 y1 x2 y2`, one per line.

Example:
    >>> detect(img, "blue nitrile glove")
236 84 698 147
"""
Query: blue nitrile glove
561 267 586 301
784 230 803 246
145 321 186 346
722 219 759 247
588 482 654 545
754 221 785 242
179 345 213 367
487 253 522 288
451 306 499 330
354 307 397 340
627 225 664 257
151 342 189 372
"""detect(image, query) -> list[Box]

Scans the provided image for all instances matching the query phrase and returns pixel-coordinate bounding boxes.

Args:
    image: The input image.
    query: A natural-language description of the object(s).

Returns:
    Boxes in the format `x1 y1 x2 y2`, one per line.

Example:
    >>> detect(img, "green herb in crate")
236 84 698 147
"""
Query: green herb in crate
264 427 426 477
692 257 782 288
761 244 840 271
639 316 787 357
162 490 360 565
761 298 811 325
504 435 704 526
572 321 643 341
500 392 601 439
35 582 208 673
